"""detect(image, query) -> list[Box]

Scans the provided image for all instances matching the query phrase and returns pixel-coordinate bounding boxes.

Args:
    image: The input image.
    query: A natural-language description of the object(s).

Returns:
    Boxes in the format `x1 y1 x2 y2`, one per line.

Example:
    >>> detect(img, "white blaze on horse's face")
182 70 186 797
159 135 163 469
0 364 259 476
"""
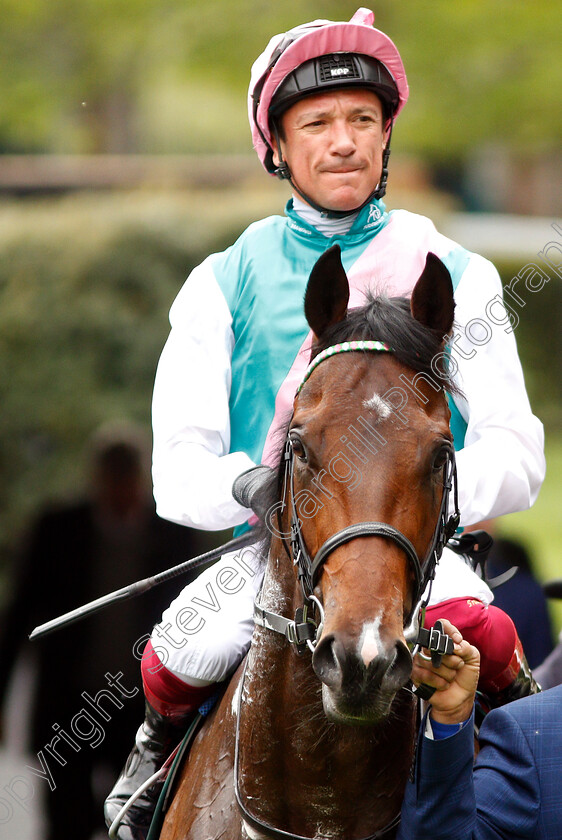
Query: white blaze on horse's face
362 391 392 421
359 617 383 667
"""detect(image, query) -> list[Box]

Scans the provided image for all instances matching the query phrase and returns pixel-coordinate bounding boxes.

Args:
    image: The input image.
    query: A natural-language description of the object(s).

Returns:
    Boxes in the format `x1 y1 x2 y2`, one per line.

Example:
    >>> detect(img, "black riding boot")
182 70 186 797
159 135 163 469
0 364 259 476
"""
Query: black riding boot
104 701 190 840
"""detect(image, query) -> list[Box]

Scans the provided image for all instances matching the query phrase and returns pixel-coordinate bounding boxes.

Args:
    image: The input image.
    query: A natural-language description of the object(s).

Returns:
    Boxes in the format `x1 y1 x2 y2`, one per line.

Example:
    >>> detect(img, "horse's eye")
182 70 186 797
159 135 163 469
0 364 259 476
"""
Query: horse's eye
432 444 452 472
290 434 307 462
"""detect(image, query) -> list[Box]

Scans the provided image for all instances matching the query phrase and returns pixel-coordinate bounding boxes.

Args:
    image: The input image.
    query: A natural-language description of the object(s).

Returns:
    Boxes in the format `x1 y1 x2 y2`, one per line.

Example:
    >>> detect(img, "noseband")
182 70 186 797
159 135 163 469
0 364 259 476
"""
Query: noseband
254 340 461 651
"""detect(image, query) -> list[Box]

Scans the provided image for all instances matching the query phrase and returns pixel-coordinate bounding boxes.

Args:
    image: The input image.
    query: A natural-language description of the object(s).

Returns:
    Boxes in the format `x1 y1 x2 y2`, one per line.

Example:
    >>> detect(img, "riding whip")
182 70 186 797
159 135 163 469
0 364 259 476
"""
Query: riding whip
29 529 257 641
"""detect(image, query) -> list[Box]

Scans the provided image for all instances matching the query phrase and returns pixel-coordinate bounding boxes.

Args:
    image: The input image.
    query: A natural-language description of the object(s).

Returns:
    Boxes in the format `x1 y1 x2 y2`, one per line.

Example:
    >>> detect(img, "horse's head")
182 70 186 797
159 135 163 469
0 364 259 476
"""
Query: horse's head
285 245 457 724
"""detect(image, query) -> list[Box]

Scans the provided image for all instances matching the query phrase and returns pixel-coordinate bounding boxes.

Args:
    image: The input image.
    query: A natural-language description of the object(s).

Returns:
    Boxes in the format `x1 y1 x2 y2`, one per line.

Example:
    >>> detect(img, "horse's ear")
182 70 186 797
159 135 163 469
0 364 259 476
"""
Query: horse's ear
304 244 350 340
410 253 455 337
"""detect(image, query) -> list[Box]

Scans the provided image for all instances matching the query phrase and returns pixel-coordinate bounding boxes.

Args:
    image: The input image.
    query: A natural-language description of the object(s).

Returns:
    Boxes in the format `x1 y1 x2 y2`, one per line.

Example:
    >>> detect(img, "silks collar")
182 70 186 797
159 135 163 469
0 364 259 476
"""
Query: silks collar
285 197 388 240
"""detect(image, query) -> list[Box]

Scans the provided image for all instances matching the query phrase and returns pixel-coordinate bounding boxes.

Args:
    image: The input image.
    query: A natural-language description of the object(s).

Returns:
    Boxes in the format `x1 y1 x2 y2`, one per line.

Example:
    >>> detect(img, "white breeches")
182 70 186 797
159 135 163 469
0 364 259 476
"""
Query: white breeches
150 543 492 685
150 543 265 685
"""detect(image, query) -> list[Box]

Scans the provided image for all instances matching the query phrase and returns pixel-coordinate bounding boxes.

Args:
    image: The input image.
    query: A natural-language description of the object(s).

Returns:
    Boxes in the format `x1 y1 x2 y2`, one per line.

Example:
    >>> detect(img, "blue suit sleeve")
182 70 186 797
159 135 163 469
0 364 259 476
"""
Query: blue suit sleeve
472 709 540 837
398 707 540 839
398 710 477 840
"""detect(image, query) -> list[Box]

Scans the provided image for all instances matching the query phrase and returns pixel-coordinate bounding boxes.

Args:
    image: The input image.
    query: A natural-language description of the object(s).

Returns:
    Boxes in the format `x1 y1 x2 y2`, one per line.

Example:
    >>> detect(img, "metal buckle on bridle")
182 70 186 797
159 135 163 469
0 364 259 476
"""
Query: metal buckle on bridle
411 618 454 701
305 595 325 653
258 345 462 667
274 597 324 654
416 623 454 665
285 607 317 647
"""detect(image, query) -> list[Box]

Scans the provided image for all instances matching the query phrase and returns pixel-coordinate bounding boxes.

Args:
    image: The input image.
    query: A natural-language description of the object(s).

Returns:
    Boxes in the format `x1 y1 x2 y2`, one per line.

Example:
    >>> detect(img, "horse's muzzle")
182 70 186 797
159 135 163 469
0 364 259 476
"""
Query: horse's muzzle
312 633 412 722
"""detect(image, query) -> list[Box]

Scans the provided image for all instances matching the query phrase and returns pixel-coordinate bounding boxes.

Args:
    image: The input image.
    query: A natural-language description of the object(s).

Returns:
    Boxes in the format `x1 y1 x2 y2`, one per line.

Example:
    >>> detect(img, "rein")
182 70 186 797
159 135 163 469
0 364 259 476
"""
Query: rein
254 340 460 653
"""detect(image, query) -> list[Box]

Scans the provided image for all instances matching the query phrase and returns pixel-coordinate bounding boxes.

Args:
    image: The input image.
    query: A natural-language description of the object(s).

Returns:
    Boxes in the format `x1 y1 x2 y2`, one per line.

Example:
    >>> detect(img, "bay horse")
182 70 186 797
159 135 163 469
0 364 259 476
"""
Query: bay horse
159 245 460 840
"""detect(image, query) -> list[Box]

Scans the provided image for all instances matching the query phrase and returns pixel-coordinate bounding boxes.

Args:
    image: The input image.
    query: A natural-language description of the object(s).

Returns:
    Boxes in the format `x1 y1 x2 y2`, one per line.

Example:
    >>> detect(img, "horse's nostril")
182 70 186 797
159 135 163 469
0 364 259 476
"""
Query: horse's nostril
313 634 412 697
385 640 413 691
312 634 343 688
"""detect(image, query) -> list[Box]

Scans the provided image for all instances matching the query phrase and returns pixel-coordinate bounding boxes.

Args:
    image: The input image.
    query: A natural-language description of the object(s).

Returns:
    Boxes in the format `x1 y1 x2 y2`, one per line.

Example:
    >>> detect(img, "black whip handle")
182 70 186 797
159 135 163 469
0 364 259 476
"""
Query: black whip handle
29 530 257 641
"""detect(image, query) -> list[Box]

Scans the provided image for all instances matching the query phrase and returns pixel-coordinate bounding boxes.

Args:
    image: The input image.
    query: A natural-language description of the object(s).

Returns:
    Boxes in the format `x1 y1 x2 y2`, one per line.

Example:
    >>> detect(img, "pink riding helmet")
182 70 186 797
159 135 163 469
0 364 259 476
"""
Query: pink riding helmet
248 7 409 176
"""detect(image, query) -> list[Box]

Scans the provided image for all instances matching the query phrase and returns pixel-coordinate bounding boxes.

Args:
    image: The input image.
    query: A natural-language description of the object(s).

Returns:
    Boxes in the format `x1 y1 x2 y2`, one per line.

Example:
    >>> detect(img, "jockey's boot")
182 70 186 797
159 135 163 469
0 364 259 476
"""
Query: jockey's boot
104 639 216 840
103 699 191 840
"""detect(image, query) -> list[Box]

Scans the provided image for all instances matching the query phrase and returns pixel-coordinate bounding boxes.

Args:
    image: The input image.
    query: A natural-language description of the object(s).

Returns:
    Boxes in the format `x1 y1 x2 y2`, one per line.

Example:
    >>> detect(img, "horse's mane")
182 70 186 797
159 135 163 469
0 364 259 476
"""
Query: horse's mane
253 292 460 553
314 292 459 394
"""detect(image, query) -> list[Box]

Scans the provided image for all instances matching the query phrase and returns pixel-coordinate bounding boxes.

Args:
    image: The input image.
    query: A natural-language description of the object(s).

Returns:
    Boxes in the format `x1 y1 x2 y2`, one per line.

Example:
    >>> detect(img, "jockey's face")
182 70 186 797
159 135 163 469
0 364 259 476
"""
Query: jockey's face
273 88 387 213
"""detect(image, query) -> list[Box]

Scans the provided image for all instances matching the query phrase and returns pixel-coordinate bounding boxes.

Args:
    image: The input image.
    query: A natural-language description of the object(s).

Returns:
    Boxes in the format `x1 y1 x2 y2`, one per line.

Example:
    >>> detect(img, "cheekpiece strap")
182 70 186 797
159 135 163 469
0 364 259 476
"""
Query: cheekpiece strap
297 340 392 395
254 601 317 648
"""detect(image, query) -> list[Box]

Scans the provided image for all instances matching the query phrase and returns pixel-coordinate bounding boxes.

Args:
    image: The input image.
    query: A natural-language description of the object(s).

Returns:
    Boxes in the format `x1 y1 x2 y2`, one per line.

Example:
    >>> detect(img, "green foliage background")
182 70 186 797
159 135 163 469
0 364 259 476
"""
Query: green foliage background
1 0 560 157
0 190 256 575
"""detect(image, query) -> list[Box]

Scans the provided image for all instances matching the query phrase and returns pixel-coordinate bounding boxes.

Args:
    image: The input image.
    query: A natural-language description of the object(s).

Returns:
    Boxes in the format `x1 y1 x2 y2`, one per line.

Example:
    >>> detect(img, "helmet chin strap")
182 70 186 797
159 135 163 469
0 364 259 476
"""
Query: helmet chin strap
272 121 393 218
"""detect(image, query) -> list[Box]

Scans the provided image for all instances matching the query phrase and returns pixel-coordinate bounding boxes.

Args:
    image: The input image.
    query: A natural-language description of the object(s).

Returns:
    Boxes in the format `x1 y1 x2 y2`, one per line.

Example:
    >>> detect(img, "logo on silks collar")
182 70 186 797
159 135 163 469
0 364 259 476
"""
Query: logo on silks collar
366 204 383 227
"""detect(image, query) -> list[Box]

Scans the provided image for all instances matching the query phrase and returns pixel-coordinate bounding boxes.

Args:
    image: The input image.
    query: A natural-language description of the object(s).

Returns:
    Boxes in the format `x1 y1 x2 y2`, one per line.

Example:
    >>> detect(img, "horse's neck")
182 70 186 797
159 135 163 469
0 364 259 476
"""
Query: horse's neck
237 544 416 837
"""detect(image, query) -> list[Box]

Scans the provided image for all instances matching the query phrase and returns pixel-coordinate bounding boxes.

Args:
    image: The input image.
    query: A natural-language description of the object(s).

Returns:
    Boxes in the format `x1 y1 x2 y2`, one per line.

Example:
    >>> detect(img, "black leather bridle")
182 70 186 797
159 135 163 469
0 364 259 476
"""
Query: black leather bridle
254 340 461 652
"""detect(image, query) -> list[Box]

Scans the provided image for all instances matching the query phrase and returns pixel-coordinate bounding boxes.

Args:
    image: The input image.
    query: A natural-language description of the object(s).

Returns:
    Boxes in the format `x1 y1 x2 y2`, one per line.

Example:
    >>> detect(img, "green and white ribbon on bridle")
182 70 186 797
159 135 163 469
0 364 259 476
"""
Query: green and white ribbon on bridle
297 340 392 395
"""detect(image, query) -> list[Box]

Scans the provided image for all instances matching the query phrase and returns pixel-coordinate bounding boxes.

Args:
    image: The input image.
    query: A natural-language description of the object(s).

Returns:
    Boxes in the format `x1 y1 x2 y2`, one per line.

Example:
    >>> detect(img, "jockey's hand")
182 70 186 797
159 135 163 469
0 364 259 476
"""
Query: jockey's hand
232 465 274 522
413 618 480 725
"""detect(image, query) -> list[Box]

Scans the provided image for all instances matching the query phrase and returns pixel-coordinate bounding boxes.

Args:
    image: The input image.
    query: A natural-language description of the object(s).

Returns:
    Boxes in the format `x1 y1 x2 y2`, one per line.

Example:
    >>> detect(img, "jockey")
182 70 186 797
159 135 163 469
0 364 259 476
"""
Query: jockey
105 9 545 838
